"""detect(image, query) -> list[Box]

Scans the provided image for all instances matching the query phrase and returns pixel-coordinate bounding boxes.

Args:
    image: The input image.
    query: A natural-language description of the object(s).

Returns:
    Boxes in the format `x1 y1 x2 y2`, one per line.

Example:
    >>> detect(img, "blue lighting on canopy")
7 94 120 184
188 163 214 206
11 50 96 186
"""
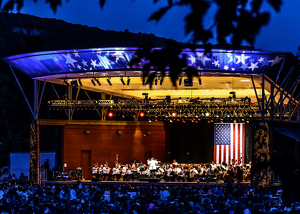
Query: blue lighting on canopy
2 47 286 78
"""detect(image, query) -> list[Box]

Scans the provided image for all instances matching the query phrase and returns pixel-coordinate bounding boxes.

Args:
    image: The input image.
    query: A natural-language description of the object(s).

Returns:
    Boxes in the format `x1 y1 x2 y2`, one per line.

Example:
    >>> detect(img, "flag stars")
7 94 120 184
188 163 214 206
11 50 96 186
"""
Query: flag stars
91 59 98 68
235 54 250 64
248 62 259 71
212 60 220 68
81 59 88 67
269 56 284 66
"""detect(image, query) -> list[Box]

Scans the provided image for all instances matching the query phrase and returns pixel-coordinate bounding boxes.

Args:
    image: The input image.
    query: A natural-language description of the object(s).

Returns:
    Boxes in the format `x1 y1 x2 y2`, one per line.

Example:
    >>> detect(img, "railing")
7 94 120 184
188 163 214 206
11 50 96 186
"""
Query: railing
0 169 10 183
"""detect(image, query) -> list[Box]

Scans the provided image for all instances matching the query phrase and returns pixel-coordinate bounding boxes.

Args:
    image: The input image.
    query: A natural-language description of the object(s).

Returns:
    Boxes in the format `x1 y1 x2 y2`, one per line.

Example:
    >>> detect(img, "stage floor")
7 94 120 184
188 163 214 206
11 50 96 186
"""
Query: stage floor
42 180 250 186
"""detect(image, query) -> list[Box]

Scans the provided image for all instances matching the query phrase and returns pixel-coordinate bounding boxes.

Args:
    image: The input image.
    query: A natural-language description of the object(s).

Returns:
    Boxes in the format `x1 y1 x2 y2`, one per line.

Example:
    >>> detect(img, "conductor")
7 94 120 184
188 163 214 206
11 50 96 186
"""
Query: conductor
147 157 158 178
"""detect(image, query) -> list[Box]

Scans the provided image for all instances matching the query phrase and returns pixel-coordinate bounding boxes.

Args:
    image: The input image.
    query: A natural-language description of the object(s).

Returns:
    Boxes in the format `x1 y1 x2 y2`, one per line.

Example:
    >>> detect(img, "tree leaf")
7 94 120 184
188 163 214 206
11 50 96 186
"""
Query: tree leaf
16 0 24 11
2 0 14 11
45 0 62 13
99 0 106 8
267 0 282 12
148 6 171 22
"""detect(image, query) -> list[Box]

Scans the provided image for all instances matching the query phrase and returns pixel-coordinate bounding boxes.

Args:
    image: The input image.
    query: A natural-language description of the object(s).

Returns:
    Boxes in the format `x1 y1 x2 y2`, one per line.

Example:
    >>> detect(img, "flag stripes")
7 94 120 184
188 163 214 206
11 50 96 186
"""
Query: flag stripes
214 123 245 165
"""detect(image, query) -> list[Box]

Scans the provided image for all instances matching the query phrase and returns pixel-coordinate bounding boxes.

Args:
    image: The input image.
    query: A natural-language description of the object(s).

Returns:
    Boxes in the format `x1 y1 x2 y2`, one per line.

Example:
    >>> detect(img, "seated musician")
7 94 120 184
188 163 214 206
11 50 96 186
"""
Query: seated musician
166 166 173 182
189 166 197 182
102 164 110 181
98 165 103 180
112 165 120 181
92 164 98 180
126 166 132 181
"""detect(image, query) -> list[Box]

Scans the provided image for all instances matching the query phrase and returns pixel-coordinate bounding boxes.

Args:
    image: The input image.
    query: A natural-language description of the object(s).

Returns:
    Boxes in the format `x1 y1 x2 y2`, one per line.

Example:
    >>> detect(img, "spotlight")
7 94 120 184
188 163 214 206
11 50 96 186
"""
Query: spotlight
107 78 112 86
160 77 163 85
140 112 145 117
78 79 83 86
64 79 69 86
71 80 78 88
120 77 125 86
179 77 183 85
127 77 130 85
171 112 177 117
205 112 210 117
91 79 96 86
95 79 101 86
108 112 114 117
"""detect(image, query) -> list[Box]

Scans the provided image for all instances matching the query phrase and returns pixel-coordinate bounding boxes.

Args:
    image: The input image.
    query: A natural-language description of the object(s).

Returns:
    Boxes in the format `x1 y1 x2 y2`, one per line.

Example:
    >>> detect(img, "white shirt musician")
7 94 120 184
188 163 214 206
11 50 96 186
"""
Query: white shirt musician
102 166 108 174
112 167 119 175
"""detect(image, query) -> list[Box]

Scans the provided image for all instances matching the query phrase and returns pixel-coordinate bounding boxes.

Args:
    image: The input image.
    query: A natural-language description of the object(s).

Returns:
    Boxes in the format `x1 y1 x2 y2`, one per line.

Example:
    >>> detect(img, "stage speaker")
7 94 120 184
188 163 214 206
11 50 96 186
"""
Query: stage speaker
149 151 152 158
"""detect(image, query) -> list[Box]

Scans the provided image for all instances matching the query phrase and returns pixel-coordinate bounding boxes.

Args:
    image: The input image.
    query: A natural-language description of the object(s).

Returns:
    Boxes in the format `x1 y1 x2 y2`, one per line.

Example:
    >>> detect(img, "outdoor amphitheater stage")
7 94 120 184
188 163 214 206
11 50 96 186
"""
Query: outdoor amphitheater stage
42 180 251 186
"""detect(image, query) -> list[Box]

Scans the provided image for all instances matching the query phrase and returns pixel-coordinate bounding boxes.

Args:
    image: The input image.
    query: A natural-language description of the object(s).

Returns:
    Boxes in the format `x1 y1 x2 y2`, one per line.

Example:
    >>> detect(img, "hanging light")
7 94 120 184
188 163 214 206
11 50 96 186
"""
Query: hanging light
179 77 183 85
78 79 83 86
120 77 125 86
127 77 130 85
91 79 96 86
95 79 101 86
64 78 69 86
107 77 112 86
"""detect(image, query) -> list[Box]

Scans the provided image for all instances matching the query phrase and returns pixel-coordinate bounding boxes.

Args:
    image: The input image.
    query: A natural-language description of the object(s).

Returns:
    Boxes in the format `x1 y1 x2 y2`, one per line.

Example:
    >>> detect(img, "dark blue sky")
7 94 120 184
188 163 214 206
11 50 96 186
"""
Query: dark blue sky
6 0 300 54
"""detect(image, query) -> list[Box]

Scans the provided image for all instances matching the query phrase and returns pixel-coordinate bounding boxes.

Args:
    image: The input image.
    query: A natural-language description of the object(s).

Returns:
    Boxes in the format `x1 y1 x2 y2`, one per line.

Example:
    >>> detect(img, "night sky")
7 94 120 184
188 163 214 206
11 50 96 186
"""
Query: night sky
5 0 300 54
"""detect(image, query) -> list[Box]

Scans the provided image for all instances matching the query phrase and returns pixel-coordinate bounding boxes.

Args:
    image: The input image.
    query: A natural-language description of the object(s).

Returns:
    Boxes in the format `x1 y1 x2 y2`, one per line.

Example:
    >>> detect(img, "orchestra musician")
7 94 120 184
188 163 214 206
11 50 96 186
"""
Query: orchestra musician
147 157 158 178
88 159 253 183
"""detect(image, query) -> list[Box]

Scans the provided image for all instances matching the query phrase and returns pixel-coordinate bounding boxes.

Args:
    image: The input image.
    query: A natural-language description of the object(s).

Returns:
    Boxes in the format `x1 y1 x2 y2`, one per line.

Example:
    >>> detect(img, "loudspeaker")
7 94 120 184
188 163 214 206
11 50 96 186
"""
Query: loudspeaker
149 151 152 158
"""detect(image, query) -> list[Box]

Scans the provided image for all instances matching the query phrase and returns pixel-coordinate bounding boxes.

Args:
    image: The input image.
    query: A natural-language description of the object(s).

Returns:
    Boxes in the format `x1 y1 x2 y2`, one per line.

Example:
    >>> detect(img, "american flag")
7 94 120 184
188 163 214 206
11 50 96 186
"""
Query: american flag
214 123 245 165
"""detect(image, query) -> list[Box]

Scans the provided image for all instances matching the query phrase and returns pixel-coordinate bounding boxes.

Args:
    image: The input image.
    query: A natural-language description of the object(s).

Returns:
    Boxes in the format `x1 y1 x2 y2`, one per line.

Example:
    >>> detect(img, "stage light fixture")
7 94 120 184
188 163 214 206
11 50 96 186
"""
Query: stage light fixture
78 79 83 86
108 112 114 117
107 78 112 86
91 79 96 86
160 77 163 85
120 77 125 86
140 112 145 117
71 80 78 88
64 79 69 86
95 79 101 86
179 77 183 85
171 112 177 117
127 77 130 85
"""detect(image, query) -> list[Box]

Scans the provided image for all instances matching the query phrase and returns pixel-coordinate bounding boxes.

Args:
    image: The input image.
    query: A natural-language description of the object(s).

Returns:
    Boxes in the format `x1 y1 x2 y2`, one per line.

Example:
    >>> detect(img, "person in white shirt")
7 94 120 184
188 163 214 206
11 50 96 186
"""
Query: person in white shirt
126 166 132 181
147 158 158 178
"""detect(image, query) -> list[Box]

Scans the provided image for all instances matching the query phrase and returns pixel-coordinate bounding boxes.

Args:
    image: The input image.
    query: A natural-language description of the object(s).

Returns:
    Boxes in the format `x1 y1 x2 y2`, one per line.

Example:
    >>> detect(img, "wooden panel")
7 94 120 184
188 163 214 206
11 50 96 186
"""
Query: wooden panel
63 125 166 172
81 150 91 180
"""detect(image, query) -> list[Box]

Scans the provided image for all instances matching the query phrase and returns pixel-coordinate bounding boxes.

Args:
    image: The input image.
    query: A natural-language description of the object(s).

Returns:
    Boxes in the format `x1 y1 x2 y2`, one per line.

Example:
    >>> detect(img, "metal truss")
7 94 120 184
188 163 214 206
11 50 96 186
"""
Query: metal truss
251 58 300 122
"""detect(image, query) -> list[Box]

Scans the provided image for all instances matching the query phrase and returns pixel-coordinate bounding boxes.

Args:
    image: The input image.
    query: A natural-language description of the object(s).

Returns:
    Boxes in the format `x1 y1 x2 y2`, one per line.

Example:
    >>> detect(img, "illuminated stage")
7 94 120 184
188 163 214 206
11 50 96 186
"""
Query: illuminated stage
3 47 300 185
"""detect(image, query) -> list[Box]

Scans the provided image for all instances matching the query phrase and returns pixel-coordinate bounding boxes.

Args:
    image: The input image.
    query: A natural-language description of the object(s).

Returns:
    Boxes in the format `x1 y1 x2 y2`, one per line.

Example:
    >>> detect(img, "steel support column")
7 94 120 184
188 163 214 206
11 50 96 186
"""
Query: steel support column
68 85 72 120
30 79 40 185
30 119 40 185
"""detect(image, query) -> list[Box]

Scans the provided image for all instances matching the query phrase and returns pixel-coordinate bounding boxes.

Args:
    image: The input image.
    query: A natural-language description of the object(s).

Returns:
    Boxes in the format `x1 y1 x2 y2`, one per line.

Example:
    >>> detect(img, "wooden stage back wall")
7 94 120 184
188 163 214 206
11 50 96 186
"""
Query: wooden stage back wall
63 124 166 178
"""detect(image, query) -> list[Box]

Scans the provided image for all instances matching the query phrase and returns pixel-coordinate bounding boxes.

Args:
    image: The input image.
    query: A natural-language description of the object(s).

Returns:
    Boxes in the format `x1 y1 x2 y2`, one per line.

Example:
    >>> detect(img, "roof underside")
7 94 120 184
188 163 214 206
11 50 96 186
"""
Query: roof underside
2 47 288 100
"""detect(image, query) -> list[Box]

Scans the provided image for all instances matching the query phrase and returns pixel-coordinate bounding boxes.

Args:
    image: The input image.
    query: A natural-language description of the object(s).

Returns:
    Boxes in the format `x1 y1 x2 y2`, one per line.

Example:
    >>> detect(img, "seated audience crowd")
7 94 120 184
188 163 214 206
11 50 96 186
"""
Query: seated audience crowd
0 181 296 214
